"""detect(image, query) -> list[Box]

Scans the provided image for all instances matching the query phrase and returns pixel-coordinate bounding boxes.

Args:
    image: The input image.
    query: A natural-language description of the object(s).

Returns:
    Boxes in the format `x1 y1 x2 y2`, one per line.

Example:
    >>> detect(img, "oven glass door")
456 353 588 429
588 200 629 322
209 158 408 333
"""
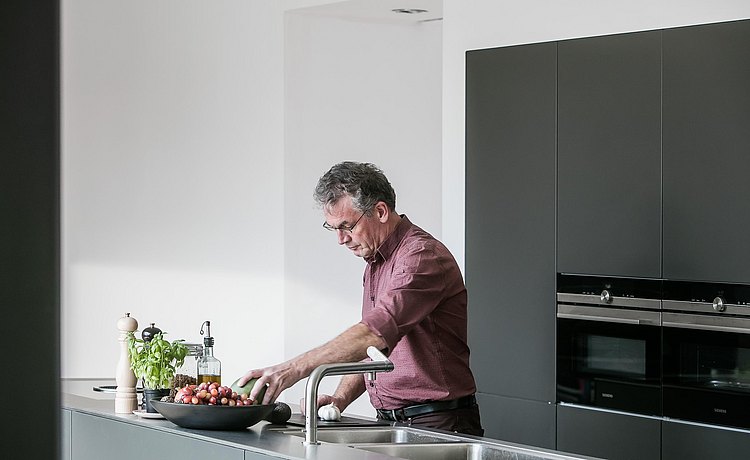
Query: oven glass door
663 321 750 429
557 316 661 415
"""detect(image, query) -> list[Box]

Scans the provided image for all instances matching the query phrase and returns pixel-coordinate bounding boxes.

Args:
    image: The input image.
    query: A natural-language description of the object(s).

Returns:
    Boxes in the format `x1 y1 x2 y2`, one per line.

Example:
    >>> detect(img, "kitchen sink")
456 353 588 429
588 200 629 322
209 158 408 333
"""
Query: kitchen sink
352 442 588 460
280 427 463 444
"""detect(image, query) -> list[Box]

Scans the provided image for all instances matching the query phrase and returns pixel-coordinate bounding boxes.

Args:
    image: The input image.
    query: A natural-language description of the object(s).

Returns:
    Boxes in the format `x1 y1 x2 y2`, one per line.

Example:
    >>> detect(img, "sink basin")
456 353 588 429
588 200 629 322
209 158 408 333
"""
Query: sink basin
352 442 584 460
281 427 463 444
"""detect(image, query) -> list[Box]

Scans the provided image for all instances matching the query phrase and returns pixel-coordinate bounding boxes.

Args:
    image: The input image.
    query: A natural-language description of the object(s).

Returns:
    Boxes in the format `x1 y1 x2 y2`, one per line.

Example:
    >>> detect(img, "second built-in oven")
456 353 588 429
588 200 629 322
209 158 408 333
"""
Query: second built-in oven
557 274 662 416
662 280 750 429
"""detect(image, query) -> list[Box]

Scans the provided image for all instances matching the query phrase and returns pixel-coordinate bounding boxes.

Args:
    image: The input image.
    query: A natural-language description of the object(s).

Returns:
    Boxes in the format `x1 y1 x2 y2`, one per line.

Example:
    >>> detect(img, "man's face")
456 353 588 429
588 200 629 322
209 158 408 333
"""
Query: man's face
323 196 379 259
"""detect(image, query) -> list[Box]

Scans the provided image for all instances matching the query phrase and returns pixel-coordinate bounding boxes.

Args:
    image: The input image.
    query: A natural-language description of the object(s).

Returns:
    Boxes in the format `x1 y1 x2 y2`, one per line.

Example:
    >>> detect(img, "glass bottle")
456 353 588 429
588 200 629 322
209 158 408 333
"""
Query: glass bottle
197 320 221 384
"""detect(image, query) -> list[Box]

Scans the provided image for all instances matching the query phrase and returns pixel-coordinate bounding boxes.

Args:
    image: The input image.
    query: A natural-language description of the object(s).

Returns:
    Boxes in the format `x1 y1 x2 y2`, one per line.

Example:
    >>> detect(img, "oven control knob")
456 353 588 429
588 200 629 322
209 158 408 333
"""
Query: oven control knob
600 290 613 304
712 296 726 312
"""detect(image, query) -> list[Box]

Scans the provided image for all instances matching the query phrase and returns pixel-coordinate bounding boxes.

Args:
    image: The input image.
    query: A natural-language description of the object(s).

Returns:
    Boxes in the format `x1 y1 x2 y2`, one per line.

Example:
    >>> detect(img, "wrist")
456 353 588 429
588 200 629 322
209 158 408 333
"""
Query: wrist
330 394 349 411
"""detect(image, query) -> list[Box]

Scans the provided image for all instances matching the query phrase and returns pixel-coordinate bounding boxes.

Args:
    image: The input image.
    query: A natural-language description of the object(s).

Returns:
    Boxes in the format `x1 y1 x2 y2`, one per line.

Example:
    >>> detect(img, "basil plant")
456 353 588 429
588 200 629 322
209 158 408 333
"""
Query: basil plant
127 332 189 390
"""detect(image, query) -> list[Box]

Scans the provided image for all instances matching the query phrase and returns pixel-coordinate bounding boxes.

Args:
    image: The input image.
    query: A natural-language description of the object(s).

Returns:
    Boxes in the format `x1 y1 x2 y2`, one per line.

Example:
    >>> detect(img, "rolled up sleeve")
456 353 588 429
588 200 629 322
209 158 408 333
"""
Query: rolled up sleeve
362 245 446 353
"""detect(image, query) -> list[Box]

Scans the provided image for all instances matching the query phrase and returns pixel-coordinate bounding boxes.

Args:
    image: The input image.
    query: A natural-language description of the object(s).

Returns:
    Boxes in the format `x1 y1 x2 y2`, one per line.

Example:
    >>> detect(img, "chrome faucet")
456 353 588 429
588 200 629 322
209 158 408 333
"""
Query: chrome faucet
304 346 394 445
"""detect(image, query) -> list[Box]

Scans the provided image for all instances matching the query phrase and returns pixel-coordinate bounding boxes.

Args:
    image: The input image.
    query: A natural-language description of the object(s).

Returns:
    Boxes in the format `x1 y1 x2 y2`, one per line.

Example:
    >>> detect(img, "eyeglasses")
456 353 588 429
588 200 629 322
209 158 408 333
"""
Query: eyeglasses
323 212 366 233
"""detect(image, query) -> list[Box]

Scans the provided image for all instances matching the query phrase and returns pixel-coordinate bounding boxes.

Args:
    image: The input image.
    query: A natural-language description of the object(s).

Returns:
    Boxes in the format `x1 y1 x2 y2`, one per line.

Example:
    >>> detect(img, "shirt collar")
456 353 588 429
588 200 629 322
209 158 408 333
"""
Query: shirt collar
367 214 411 264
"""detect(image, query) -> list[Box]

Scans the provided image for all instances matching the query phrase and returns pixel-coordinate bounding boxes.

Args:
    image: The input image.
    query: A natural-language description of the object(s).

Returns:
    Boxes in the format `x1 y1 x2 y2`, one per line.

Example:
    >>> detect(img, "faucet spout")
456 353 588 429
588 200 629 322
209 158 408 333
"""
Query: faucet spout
304 346 394 445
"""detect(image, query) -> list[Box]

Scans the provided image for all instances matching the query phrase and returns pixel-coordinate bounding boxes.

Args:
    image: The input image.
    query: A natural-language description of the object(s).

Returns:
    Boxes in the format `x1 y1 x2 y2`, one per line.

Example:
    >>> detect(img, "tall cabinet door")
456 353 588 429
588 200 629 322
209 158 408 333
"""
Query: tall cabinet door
663 20 750 284
557 31 662 278
466 42 557 447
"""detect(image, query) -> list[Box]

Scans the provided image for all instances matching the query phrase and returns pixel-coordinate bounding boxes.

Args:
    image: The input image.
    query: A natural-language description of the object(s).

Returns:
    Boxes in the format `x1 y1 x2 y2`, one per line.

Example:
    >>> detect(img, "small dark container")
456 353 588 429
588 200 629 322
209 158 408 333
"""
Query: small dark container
143 388 170 413
141 323 162 342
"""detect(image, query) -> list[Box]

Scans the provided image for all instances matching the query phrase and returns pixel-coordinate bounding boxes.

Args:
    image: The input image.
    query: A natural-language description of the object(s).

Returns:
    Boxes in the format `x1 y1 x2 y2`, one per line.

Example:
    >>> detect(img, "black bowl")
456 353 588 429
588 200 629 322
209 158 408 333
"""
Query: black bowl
150 400 278 430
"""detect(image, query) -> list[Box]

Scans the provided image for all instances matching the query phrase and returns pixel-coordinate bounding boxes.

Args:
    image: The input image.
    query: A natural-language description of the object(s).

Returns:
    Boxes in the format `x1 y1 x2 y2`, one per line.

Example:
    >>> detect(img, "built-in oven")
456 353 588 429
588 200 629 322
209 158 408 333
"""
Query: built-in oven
557 274 662 416
662 280 750 429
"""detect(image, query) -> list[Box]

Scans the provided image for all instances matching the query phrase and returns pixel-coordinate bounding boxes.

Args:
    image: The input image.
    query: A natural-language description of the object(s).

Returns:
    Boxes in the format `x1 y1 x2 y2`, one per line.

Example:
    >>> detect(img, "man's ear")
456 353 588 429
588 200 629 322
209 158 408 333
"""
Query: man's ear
375 201 389 222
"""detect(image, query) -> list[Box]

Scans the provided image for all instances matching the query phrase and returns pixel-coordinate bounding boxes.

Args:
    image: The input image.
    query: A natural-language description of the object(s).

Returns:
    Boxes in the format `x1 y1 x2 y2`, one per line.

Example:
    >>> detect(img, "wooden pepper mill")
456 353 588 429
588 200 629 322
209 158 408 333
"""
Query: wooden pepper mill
115 313 139 413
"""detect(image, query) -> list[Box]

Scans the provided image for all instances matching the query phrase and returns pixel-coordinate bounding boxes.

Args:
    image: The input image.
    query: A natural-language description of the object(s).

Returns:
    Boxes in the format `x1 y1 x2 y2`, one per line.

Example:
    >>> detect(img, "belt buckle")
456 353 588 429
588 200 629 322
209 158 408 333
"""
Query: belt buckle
378 409 395 421
383 408 406 421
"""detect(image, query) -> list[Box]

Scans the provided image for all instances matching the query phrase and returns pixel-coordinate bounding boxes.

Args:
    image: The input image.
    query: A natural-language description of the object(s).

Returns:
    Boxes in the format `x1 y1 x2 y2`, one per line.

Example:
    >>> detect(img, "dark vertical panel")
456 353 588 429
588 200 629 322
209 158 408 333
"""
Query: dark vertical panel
663 20 750 283
557 405 661 460
476 393 556 448
0 1 60 459
662 420 750 460
465 42 557 405
557 31 662 278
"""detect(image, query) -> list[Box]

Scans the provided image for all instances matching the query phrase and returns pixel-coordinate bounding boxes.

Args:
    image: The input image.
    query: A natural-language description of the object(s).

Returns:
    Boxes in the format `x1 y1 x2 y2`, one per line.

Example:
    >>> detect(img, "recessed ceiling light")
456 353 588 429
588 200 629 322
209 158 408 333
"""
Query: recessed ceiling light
392 8 428 14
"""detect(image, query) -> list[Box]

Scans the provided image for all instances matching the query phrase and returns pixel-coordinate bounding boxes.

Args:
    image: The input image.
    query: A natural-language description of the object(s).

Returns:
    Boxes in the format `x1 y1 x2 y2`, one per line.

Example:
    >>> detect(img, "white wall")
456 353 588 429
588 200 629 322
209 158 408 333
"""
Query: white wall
61 0 286 383
61 0 442 418
283 11 443 416
441 0 750 269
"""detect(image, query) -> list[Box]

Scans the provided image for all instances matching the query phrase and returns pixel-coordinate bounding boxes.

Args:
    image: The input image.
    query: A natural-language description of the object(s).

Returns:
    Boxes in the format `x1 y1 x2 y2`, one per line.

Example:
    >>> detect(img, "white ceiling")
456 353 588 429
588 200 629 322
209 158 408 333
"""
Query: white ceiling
287 0 443 25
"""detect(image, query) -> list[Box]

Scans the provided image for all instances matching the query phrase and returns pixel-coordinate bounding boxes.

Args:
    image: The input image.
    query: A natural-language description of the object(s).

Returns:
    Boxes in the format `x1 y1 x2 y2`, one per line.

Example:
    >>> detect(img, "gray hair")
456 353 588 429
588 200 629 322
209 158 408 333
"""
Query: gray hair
313 162 397 213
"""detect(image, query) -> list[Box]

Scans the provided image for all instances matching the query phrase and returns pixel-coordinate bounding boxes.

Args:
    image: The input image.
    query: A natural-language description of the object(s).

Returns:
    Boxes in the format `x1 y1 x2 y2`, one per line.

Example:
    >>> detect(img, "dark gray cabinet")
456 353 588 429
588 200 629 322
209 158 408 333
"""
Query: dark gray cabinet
557 405 661 460
558 20 750 283
466 17 750 456
662 420 750 460
662 20 750 284
557 31 662 278
557 31 661 277
466 42 557 447
476 393 556 449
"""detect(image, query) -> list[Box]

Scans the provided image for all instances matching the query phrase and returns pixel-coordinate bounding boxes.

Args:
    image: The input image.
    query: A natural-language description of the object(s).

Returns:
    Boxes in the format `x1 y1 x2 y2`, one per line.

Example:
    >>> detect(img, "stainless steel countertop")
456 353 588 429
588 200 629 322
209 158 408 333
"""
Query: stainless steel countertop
62 379 598 460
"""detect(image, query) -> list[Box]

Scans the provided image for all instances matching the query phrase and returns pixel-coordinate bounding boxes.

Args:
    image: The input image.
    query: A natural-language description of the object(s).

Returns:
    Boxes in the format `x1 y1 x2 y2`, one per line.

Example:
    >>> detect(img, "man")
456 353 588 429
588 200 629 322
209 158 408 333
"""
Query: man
238 161 482 435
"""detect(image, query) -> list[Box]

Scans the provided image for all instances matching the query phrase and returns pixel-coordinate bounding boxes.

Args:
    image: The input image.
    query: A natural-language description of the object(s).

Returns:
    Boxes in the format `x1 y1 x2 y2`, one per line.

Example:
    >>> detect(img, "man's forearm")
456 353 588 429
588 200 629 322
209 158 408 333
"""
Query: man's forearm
290 322 387 379
241 321 387 404
331 374 367 411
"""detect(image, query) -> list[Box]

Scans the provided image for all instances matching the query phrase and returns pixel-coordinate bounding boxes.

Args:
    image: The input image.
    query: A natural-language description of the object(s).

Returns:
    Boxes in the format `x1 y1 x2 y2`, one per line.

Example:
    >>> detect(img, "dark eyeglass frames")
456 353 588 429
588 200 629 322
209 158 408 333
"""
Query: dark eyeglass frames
322 212 366 233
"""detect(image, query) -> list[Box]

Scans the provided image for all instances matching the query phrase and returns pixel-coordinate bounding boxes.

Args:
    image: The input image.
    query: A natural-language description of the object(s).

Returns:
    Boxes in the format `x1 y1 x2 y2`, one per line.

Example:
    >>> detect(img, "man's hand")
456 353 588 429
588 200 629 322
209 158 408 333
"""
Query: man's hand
237 361 303 405
299 394 342 416
237 323 385 405
299 373 365 416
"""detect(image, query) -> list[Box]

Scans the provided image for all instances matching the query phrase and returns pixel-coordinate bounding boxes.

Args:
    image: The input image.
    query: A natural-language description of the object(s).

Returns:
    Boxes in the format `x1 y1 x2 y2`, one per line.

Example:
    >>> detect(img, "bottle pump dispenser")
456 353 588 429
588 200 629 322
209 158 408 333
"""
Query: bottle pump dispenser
197 320 221 384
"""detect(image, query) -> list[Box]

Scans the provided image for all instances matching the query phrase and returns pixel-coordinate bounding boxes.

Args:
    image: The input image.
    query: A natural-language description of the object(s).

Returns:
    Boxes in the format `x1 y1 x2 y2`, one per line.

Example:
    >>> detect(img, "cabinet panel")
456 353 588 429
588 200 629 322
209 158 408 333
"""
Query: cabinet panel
61 409 71 460
662 420 750 460
476 393 555 449
71 412 244 460
557 405 660 460
663 20 750 283
466 43 556 403
557 31 662 278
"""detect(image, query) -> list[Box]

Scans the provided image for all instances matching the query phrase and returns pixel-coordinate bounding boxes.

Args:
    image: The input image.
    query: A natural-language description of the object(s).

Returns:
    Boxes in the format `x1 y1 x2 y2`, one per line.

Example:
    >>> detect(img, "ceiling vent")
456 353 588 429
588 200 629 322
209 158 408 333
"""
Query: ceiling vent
391 8 429 14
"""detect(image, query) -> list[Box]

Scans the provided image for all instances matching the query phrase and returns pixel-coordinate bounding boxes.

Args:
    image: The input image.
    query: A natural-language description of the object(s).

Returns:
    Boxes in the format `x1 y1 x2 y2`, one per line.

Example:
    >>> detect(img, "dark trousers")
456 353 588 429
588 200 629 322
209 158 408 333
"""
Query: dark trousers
378 403 484 437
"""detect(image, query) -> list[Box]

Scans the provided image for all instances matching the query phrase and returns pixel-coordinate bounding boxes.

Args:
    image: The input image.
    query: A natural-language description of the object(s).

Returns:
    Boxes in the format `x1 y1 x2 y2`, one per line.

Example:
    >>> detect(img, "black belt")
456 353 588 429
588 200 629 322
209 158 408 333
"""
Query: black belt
376 395 476 421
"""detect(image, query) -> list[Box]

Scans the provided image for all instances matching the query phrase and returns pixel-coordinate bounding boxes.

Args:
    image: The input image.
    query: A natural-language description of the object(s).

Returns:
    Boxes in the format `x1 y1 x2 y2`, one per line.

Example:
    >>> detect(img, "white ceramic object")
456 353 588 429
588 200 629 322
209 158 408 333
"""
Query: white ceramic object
115 313 139 414
132 409 165 419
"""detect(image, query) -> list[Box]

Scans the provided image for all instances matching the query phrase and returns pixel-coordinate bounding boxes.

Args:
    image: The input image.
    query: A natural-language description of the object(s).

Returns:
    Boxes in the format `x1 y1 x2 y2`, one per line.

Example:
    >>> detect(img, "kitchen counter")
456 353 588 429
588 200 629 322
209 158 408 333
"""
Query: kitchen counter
62 379 598 460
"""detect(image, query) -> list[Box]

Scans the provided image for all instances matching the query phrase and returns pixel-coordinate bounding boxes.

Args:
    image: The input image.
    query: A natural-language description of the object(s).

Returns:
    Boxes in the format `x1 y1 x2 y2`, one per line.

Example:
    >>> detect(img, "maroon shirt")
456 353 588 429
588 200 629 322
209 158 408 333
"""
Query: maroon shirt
360 216 477 409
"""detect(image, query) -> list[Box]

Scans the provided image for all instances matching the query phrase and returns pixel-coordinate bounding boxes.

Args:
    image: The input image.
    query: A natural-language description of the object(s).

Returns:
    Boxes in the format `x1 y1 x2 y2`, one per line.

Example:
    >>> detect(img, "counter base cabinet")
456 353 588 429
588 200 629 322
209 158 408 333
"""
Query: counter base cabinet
556 405 660 460
477 393 556 449
662 420 750 460
62 409 71 460
71 412 245 460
